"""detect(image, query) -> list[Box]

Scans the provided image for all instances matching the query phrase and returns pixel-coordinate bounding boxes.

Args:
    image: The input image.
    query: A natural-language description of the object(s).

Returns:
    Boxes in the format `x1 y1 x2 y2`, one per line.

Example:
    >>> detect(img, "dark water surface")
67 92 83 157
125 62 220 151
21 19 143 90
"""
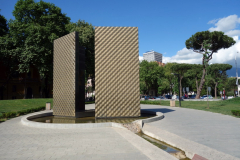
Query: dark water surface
136 132 191 160
29 113 154 124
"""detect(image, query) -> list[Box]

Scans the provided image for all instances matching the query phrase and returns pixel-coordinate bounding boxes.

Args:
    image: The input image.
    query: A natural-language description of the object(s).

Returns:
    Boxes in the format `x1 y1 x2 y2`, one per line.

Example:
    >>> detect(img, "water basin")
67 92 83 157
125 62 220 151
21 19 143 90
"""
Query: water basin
137 132 190 160
29 113 154 124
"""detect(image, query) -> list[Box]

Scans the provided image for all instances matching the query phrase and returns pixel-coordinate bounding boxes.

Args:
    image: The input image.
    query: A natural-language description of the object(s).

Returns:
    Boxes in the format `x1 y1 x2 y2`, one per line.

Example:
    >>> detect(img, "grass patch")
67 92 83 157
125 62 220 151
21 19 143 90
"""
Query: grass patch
232 110 240 117
85 101 95 104
0 99 52 122
141 100 170 106
0 98 53 116
0 99 95 122
141 98 240 117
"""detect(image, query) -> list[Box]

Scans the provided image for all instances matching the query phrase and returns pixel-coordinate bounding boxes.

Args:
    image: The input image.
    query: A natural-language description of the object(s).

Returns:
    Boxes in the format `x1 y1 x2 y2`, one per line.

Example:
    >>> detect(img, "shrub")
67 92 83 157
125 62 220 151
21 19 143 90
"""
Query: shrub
232 110 240 117
140 100 160 105
16 106 45 116
2 112 17 118
85 101 95 104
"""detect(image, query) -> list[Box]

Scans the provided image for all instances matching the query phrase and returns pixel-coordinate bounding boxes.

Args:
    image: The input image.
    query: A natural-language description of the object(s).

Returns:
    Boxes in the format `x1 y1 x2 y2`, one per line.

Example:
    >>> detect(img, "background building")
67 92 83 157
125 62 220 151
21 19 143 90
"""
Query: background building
143 50 162 62
0 61 53 100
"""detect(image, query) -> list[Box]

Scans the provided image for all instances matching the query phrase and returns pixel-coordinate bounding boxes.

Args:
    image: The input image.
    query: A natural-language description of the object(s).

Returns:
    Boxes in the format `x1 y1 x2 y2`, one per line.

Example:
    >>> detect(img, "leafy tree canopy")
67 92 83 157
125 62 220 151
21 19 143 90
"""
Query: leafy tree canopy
66 20 95 83
158 63 175 95
8 0 71 76
207 63 232 98
139 60 163 95
0 14 8 36
171 63 192 96
186 31 235 62
185 31 235 98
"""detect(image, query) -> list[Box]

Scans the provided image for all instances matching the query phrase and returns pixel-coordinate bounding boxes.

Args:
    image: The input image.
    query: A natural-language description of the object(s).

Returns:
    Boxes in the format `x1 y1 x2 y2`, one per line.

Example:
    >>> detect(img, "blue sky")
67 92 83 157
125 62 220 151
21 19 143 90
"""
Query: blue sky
1 0 240 66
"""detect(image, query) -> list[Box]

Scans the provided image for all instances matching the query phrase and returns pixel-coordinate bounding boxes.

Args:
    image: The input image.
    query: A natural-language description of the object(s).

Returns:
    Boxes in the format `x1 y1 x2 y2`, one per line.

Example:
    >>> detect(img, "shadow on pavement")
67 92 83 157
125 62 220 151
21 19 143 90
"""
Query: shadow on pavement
141 108 175 114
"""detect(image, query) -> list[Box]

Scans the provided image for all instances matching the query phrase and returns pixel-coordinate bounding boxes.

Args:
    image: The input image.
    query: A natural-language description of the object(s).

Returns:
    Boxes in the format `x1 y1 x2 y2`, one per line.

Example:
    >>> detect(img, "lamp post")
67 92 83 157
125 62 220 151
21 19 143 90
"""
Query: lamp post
172 73 181 107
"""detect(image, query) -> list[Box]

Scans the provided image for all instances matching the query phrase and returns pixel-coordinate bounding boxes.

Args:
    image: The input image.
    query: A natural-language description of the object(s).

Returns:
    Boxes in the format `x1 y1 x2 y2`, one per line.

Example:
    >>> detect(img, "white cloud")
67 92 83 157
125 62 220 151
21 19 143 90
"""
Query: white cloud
208 18 220 24
139 56 143 62
225 30 240 37
163 15 240 66
209 15 240 32
163 48 202 64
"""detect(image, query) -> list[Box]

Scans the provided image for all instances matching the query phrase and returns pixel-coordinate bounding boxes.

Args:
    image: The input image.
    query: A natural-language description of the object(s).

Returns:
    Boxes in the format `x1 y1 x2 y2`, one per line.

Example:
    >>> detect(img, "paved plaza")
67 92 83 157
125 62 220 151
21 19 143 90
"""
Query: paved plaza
0 104 240 160
0 105 175 160
140 104 240 159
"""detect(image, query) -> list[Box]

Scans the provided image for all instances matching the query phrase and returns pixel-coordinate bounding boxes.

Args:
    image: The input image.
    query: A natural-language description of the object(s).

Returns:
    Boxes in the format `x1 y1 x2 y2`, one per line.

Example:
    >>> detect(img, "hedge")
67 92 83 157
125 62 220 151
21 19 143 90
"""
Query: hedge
140 100 161 105
0 106 45 119
232 110 240 116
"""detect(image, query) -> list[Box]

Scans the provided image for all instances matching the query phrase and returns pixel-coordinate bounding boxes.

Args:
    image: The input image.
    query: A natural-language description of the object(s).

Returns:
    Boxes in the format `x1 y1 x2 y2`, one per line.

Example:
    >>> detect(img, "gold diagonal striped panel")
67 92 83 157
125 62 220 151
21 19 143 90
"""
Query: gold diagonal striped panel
95 27 140 118
53 32 85 117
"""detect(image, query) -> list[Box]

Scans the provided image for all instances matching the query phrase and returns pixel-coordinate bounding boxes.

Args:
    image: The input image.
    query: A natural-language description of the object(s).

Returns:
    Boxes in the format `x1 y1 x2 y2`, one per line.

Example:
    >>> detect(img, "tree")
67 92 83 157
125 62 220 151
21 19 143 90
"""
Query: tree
171 63 192 97
186 31 235 99
226 77 239 97
0 14 8 36
140 81 147 95
139 60 163 95
0 14 19 99
162 63 175 94
186 64 202 95
7 0 70 97
66 20 95 90
207 64 232 98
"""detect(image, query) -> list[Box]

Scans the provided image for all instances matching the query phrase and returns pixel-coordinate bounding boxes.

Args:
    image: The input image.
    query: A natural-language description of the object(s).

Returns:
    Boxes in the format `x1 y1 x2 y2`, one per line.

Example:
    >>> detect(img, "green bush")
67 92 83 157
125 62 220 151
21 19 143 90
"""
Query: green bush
2 112 17 118
232 110 240 116
140 100 161 105
85 101 95 104
0 106 46 120
18 110 27 116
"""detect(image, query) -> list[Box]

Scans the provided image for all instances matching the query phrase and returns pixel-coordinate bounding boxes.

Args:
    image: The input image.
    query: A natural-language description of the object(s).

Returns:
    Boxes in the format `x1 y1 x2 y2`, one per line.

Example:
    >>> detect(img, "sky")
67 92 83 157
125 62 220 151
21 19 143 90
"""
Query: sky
1 0 240 67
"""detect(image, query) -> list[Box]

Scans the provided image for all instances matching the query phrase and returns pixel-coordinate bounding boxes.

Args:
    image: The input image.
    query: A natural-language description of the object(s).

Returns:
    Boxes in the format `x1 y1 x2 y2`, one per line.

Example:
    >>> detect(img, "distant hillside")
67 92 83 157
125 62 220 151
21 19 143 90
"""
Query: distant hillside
227 67 240 77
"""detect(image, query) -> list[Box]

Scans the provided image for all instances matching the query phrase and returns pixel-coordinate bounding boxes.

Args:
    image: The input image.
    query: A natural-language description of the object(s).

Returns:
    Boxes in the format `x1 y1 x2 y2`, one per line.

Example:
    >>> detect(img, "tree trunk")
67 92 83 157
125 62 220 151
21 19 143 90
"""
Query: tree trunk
214 82 218 99
180 76 183 97
195 77 199 95
24 75 27 99
196 68 206 99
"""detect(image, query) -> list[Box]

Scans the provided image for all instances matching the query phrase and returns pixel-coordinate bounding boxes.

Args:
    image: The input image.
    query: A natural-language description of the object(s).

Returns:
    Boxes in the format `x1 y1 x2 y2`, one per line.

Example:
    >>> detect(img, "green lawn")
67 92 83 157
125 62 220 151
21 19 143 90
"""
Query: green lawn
0 99 95 122
0 98 239 120
0 98 53 116
141 98 240 117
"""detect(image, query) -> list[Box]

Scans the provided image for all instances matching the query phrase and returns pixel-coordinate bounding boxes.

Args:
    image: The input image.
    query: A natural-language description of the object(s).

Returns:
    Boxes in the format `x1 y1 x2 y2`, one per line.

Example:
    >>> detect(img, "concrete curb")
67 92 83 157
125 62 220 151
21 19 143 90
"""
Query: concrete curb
113 127 178 160
131 110 164 130
142 124 240 160
20 110 163 129
145 99 221 101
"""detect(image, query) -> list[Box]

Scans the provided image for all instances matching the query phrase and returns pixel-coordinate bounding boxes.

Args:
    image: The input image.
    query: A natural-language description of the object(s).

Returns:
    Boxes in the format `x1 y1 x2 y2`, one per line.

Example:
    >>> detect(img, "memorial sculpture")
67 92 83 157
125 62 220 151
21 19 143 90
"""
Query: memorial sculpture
95 27 140 118
53 32 86 117
53 27 140 118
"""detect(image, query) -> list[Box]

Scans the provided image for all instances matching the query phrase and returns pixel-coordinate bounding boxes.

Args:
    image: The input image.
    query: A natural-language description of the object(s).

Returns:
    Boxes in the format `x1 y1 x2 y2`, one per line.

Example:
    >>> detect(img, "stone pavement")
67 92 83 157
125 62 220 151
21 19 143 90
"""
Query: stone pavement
140 104 240 159
0 106 176 160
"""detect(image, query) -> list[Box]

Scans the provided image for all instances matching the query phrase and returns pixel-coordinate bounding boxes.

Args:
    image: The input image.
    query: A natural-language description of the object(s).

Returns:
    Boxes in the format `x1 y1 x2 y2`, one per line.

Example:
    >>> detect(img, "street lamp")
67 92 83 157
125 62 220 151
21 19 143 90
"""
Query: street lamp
172 73 181 107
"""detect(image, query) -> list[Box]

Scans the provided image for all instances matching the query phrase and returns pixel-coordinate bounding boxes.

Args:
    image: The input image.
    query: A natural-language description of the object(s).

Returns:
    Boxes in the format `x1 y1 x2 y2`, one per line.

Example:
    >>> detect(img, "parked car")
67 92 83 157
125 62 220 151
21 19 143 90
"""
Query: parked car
200 95 207 99
189 95 196 99
164 95 172 99
140 96 145 100
221 96 228 100
205 95 213 99
172 95 177 99
144 96 150 100
200 95 213 99
156 96 165 100
150 96 155 99
176 96 183 100
228 96 234 99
